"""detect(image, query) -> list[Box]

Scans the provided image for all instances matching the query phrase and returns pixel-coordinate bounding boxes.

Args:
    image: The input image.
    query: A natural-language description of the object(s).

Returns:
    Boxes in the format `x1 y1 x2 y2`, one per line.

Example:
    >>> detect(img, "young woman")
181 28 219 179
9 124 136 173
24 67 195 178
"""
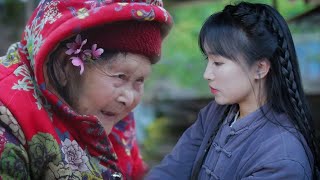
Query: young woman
147 2 319 180
0 0 172 179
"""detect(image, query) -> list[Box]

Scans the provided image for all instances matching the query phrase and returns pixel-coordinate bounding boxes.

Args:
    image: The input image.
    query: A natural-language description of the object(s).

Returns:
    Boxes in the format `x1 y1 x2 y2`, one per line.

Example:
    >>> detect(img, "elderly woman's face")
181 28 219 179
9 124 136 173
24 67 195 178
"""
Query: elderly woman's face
75 53 151 134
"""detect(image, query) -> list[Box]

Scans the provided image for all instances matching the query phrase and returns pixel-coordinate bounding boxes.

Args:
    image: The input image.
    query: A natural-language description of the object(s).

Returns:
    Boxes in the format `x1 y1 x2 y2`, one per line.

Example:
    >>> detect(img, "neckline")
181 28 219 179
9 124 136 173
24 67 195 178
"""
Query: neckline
225 102 272 131
230 110 239 127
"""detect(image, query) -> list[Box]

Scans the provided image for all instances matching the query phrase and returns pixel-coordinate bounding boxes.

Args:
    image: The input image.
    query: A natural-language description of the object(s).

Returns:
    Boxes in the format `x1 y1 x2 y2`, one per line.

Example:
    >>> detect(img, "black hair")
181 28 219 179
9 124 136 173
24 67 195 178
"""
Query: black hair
199 2 319 179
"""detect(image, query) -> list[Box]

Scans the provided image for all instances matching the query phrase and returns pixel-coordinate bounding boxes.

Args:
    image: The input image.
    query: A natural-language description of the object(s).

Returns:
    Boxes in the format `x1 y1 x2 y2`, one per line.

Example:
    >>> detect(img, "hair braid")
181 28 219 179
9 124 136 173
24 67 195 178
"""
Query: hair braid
227 2 320 177
199 2 320 178
263 7 320 178
264 11 309 131
226 5 308 131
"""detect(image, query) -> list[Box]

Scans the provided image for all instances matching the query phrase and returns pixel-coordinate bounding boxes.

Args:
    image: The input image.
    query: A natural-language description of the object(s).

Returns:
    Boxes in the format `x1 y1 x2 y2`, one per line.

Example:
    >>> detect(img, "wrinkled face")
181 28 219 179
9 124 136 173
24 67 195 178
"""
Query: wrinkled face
75 53 151 134
203 54 255 106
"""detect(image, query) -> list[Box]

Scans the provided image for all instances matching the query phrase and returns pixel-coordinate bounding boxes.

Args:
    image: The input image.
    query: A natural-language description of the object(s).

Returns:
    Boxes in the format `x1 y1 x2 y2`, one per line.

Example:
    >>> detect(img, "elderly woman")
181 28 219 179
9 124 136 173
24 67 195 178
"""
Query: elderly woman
0 0 172 179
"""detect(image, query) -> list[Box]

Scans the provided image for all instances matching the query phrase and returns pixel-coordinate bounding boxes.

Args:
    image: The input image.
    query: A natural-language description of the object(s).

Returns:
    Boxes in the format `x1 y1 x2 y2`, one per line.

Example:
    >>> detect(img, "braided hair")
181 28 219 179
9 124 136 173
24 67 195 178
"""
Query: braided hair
198 2 320 179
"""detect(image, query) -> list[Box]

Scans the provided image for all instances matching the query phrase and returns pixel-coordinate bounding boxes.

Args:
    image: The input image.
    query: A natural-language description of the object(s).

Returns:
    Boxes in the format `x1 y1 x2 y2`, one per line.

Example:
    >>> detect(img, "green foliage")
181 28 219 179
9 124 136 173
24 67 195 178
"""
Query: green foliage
142 116 178 164
146 0 317 98
1 0 25 25
147 2 223 97
143 117 171 152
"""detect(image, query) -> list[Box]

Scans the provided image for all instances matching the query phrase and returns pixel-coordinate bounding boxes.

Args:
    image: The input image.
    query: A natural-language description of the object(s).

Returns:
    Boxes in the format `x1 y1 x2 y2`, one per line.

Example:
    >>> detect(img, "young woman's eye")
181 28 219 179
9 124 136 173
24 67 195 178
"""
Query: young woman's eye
213 62 223 66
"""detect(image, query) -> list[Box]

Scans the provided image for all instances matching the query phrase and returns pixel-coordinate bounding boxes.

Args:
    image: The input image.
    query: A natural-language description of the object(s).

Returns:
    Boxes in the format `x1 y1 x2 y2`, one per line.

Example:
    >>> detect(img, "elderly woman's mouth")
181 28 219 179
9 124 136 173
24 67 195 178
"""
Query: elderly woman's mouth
101 110 116 117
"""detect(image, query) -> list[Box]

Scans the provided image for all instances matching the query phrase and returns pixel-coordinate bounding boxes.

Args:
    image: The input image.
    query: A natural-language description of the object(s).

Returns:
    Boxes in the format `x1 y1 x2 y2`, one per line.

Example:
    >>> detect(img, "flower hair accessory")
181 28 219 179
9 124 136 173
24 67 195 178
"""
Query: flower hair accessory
65 34 104 75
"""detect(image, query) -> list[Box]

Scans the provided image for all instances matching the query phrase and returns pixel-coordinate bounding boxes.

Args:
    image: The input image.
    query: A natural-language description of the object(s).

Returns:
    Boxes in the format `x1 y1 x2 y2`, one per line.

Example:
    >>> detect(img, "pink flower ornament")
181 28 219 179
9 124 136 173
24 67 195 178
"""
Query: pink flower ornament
65 34 104 75
65 34 87 55
91 44 104 59
70 57 84 75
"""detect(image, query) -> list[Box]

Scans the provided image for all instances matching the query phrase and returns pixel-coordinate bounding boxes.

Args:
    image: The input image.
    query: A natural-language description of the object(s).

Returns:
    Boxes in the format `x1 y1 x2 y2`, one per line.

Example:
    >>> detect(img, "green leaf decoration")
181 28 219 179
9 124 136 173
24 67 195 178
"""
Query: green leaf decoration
0 143 29 179
47 162 82 180
28 132 62 179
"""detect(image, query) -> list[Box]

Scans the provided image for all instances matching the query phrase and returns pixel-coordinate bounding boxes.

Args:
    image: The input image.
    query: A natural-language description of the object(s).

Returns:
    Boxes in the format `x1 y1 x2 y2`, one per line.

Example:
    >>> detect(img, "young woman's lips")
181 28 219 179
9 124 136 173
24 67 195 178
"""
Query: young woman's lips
210 87 218 94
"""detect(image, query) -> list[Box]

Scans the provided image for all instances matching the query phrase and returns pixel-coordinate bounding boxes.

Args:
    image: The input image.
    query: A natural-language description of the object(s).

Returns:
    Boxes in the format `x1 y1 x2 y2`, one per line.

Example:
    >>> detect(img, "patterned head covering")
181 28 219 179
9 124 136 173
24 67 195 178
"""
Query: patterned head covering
19 0 172 88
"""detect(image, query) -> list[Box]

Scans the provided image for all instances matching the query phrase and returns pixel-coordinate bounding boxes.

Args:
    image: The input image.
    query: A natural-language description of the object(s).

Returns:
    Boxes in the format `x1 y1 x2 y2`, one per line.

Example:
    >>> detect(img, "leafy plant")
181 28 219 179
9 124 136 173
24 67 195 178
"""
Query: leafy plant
1 0 25 25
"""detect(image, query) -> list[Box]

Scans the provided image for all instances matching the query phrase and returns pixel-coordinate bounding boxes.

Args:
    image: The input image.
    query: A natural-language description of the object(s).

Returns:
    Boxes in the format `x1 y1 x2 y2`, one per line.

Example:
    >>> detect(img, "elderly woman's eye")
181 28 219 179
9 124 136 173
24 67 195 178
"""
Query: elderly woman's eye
137 78 144 83
115 74 126 80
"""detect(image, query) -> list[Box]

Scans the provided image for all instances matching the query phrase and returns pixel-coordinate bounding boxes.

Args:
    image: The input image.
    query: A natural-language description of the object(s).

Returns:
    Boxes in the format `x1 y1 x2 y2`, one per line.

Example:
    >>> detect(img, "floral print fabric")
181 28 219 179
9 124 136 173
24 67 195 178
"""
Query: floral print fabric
0 97 146 179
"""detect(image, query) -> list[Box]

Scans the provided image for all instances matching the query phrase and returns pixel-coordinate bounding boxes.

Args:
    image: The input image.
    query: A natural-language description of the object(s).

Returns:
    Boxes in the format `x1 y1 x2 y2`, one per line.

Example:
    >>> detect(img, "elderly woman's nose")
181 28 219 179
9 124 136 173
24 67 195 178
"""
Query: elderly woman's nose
116 89 134 107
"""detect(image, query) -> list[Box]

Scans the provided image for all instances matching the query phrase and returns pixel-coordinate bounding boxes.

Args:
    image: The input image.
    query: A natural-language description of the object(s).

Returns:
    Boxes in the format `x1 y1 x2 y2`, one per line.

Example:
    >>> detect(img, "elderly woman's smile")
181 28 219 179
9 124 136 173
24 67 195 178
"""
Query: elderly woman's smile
101 110 116 117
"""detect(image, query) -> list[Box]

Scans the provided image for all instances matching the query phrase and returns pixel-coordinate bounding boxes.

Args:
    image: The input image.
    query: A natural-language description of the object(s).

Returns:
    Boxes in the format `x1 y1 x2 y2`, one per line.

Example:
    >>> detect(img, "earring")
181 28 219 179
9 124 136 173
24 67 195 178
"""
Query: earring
256 70 262 79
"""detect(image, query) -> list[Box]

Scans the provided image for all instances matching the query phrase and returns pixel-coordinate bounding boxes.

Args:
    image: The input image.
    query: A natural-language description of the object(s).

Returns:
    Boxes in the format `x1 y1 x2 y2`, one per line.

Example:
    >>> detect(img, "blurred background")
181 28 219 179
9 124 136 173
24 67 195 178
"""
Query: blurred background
1 0 319 168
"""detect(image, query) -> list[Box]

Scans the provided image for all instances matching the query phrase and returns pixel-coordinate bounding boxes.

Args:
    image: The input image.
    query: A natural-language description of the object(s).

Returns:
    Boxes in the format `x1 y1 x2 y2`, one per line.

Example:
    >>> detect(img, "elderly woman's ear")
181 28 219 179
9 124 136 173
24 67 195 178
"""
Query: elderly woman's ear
46 49 71 87
55 61 68 87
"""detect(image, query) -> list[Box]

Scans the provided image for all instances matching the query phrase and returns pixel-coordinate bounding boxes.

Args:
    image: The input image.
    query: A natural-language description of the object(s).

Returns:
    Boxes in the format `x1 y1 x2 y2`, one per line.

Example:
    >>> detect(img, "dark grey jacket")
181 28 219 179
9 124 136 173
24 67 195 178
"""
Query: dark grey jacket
147 101 313 180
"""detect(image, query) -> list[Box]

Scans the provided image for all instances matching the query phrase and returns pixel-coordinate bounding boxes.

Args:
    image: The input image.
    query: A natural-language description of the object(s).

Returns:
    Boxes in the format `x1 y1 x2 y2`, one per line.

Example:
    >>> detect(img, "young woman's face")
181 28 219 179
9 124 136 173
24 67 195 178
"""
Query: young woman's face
203 54 256 106
75 53 151 134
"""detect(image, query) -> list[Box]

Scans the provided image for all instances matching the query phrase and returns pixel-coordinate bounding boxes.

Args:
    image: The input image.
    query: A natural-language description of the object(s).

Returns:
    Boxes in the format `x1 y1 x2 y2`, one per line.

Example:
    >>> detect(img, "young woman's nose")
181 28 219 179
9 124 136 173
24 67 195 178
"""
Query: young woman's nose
203 64 214 81
116 89 134 107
